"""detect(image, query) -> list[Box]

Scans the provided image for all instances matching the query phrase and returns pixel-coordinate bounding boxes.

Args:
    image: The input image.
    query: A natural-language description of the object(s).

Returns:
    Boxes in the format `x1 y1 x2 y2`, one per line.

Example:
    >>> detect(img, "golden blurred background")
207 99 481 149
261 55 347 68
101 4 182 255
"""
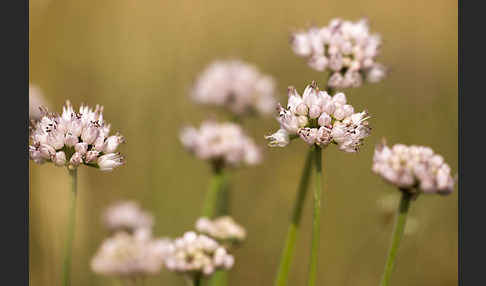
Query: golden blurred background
29 0 457 285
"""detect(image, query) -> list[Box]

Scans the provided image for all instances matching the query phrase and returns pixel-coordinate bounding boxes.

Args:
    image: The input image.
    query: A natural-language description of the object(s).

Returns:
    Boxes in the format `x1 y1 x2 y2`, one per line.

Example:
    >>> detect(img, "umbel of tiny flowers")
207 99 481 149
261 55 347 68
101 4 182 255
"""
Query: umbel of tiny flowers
164 231 235 286
196 216 246 249
29 101 126 286
268 81 371 286
291 18 386 90
91 228 172 280
372 140 455 286
102 200 154 234
191 59 277 118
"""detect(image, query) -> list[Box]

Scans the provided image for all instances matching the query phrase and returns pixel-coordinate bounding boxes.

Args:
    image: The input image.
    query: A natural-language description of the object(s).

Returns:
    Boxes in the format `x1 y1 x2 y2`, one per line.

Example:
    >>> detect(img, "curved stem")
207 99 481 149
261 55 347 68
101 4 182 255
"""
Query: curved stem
307 146 323 286
379 191 412 286
202 168 226 218
62 168 78 286
274 149 314 286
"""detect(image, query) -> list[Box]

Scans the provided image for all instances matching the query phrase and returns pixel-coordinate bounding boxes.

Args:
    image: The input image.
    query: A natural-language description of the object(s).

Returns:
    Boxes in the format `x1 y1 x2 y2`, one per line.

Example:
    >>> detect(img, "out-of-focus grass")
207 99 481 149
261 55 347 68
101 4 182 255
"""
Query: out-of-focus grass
29 0 457 285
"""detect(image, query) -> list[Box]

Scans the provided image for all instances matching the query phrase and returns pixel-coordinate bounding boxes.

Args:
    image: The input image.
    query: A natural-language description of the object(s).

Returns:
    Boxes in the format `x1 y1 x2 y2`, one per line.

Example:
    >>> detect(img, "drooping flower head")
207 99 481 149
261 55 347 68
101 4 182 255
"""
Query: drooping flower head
195 216 246 246
191 60 277 116
29 84 49 121
91 228 171 278
164 231 234 277
372 141 455 195
291 18 386 89
180 120 261 168
29 101 125 171
265 81 371 152
102 201 154 233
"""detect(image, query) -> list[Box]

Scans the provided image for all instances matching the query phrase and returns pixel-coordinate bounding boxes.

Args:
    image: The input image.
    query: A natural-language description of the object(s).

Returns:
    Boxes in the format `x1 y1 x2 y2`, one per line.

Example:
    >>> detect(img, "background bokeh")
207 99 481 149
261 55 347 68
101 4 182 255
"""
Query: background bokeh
29 0 458 285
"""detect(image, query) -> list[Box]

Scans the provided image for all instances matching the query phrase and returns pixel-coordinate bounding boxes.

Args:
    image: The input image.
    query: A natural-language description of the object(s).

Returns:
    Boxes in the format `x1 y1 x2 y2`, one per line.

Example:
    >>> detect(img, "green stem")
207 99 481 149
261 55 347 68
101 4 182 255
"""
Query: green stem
202 168 226 218
379 191 412 286
62 168 78 286
193 276 201 286
307 146 323 286
274 149 314 286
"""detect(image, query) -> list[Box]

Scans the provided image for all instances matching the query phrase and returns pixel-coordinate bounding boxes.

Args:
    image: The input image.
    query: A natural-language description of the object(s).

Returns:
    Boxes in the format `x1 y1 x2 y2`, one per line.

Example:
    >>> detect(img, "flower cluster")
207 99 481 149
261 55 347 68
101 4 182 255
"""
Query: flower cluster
29 101 125 171
29 84 49 121
91 228 172 277
265 81 371 152
164 231 234 276
191 60 277 116
180 120 261 167
372 142 455 195
102 201 154 233
291 18 386 89
195 216 246 244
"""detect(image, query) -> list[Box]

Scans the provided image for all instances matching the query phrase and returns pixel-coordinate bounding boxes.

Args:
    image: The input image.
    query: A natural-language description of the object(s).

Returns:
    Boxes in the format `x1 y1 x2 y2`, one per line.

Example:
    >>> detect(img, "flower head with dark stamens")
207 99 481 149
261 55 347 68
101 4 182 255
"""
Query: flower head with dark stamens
180 120 261 168
265 81 371 151
191 60 277 116
29 101 125 171
372 141 456 195
291 18 386 89
103 201 154 233
195 216 246 245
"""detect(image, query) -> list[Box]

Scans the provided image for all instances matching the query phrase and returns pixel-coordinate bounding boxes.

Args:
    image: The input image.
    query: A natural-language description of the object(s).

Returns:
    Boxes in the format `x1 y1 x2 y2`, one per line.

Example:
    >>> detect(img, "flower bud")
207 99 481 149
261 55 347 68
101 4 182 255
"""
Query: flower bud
81 124 99 144
54 151 67 166
69 152 83 167
75 142 88 155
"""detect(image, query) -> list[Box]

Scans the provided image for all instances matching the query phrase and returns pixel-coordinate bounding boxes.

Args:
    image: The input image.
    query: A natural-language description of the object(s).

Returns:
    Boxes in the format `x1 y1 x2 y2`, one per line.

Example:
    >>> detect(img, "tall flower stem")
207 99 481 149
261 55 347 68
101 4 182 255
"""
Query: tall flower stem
62 168 78 286
202 167 226 217
307 146 323 286
193 276 201 286
274 149 314 286
379 191 412 286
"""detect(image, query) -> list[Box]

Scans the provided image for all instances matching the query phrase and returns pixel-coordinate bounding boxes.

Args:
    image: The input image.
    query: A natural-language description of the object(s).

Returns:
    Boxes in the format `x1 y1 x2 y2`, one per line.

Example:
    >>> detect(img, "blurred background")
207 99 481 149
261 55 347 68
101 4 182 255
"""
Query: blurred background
29 0 457 285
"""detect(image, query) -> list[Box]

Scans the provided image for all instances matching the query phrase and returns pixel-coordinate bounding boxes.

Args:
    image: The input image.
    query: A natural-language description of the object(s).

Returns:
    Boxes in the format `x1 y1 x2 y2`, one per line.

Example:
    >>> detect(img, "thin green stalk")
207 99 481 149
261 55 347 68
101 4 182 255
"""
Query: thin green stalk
379 191 412 286
307 146 323 286
62 168 78 286
274 149 314 286
193 276 201 286
202 168 226 218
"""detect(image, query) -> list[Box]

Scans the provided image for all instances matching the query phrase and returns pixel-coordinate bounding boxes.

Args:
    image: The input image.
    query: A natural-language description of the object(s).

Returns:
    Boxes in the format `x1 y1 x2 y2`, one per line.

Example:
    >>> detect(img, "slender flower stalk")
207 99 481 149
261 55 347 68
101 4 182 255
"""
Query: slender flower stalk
379 191 412 286
274 149 314 286
307 146 323 286
203 168 227 218
194 276 201 286
62 168 78 286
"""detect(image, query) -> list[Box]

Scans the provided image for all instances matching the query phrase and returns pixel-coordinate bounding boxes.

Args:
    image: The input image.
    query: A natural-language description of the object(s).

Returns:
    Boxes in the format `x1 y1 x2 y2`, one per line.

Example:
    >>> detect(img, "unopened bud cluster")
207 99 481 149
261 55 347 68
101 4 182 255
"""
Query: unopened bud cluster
180 120 261 167
372 142 455 195
102 201 154 233
291 18 386 89
163 231 234 276
265 81 371 152
91 228 172 277
29 101 125 171
191 60 277 116
195 216 246 244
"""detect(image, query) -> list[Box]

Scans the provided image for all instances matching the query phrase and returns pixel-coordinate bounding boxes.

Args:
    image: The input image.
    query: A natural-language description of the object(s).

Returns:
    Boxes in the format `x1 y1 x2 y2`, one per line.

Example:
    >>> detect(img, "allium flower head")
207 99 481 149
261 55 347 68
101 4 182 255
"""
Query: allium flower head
164 231 234 277
29 101 125 171
91 228 172 277
180 120 262 168
102 201 154 233
195 216 246 244
372 141 455 195
265 81 371 152
191 60 277 116
29 84 49 121
291 18 386 89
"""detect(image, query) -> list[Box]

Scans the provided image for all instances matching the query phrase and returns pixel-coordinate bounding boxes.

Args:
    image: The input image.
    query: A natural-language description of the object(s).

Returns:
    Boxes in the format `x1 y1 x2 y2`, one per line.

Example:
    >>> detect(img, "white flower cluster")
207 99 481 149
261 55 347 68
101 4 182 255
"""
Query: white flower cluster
180 120 261 167
291 18 386 89
29 101 125 171
191 60 277 116
164 231 234 276
29 84 49 121
196 216 246 243
372 142 455 195
91 228 172 277
103 201 154 233
265 81 371 152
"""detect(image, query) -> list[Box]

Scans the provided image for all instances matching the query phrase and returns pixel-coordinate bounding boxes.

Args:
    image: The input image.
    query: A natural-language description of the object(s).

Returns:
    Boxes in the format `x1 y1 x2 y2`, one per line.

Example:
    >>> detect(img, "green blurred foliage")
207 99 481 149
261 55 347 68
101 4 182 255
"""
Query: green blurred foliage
29 0 457 285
